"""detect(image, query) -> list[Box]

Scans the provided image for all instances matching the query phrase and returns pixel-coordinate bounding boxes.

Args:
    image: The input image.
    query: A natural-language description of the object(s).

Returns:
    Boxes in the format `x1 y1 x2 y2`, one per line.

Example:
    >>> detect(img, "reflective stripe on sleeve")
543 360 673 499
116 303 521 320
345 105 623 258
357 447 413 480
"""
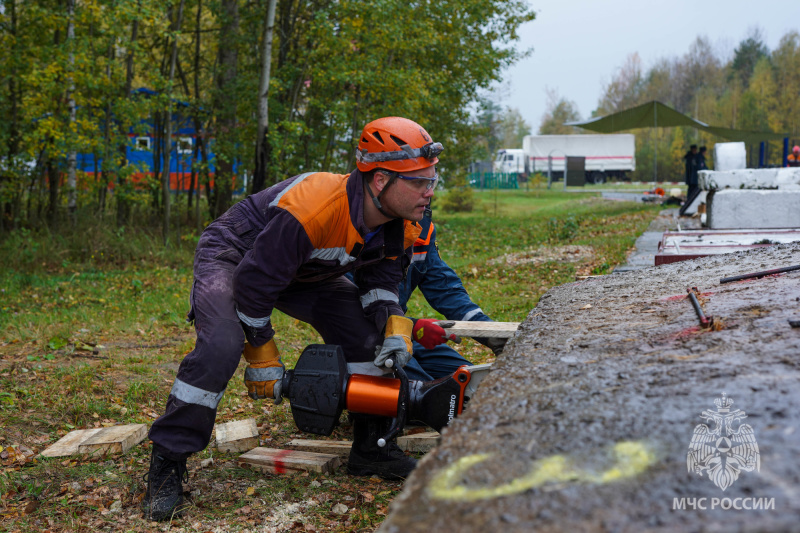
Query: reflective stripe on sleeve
244 366 284 382
236 309 271 328
268 172 315 208
360 289 399 308
347 361 392 377
310 246 357 266
461 308 484 321
170 378 226 409
410 252 428 263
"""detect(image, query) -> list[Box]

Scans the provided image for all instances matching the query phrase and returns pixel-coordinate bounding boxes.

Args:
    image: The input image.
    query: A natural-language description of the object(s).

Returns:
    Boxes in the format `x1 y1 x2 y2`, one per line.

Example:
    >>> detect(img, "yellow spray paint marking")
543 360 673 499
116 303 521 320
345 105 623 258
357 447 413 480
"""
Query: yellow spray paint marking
428 440 656 502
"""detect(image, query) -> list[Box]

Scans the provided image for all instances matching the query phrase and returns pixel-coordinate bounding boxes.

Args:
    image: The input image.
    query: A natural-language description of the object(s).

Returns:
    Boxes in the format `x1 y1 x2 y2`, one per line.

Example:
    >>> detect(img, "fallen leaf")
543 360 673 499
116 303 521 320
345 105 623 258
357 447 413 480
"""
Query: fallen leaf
581 304 592 309
331 503 348 515
245 487 255 496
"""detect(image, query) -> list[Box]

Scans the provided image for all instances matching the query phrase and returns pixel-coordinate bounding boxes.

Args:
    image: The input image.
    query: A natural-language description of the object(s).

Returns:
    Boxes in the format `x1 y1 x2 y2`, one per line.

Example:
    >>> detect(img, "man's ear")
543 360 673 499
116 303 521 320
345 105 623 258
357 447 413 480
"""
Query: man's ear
373 170 389 193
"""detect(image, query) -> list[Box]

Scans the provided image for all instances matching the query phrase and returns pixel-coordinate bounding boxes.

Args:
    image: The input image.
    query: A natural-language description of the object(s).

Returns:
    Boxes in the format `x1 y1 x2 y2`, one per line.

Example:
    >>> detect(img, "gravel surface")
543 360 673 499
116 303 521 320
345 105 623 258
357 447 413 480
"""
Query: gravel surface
381 241 800 532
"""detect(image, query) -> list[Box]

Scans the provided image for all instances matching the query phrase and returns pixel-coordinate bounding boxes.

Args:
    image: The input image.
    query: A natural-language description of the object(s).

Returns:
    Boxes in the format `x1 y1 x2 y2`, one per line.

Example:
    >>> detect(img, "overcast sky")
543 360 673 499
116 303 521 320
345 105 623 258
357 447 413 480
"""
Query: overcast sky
501 0 800 134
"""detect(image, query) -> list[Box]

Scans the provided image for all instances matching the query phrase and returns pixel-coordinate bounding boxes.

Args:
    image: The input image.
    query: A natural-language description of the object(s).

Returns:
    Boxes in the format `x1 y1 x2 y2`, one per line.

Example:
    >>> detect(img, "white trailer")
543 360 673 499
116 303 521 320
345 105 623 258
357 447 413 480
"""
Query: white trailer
522 134 636 183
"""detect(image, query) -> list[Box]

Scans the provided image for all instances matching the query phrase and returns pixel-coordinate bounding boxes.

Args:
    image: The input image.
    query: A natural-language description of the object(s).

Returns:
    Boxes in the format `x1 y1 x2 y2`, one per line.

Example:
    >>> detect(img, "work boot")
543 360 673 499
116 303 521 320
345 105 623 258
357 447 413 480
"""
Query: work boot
142 449 189 521
347 415 417 480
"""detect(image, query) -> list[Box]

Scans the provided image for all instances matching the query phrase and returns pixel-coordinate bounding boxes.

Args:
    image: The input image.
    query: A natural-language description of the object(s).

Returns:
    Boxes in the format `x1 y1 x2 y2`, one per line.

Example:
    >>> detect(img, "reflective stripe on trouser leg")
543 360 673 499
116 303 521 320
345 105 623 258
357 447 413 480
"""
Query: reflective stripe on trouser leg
170 378 226 409
149 262 244 458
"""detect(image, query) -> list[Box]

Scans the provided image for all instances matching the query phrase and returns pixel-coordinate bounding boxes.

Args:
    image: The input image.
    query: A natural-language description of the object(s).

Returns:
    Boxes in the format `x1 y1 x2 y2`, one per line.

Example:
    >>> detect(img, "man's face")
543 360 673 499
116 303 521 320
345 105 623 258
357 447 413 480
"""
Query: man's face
375 166 436 222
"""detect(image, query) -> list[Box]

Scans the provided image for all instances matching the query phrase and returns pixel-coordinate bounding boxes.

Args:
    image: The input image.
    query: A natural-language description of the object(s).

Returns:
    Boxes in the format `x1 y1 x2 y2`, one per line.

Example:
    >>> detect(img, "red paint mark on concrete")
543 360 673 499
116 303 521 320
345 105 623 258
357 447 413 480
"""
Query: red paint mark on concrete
663 294 686 301
669 326 702 341
273 449 292 474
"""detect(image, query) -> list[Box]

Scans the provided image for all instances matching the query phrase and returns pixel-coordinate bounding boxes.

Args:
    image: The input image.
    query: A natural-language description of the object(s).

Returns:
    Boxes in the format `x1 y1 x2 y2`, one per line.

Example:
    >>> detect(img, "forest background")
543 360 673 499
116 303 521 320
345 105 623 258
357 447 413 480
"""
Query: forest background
0 1 798 239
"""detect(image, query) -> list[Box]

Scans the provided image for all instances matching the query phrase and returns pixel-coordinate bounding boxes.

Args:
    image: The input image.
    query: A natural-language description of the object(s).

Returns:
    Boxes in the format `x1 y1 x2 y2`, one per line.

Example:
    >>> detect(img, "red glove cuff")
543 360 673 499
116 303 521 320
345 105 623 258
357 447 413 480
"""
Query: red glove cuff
412 319 456 349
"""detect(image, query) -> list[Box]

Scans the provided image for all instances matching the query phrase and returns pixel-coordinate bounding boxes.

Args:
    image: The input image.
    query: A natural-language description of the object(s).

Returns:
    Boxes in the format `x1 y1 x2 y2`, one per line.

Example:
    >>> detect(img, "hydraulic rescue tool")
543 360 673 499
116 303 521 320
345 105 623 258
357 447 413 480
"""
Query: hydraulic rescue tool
280 344 491 448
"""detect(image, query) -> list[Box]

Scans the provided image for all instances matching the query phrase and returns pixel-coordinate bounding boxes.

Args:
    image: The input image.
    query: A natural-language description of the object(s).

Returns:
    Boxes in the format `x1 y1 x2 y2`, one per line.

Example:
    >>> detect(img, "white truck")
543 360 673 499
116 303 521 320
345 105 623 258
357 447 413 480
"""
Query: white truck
493 148 526 174
521 134 636 183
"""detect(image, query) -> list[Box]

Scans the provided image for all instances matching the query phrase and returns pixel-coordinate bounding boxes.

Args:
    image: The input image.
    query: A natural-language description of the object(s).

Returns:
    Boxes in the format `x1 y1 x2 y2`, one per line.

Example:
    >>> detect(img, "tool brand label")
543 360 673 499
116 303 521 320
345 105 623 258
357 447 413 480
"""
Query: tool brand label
686 392 760 492
448 394 457 422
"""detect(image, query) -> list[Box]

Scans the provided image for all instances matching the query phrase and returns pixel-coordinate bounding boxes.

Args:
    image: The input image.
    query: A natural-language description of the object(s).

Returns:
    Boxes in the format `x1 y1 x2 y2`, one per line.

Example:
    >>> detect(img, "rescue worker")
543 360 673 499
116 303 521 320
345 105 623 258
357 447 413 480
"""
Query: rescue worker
398 214 507 382
696 146 707 172
143 117 442 521
788 145 800 167
683 144 699 206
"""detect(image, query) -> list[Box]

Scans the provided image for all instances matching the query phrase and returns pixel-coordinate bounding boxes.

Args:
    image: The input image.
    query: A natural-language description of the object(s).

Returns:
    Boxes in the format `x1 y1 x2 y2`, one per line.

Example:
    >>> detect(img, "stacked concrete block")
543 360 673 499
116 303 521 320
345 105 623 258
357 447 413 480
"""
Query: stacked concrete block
707 189 800 229
713 142 746 171
699 161 800 229
699 167 800 191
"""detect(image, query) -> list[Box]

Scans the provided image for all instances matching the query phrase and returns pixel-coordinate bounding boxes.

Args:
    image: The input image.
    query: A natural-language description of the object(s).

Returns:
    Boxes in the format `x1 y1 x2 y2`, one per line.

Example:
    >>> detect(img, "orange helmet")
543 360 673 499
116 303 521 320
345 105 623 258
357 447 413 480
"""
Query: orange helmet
356 117 442 172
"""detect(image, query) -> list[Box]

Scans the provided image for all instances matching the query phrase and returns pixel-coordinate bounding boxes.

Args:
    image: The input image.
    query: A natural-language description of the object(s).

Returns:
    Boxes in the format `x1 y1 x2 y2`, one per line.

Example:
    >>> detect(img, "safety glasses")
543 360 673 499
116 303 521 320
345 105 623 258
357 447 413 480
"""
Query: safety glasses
384 171 439 191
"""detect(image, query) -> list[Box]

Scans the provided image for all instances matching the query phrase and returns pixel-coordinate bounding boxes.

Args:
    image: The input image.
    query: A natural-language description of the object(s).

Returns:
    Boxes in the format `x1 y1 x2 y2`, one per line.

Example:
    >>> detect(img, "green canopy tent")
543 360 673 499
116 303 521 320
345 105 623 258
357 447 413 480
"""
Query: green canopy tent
565 101 788 182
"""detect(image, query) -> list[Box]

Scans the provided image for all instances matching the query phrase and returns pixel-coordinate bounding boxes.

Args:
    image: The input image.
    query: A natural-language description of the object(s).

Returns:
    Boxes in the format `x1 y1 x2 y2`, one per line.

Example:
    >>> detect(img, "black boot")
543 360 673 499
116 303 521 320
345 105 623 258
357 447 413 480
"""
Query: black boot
142 449 189 521
347 415 417 480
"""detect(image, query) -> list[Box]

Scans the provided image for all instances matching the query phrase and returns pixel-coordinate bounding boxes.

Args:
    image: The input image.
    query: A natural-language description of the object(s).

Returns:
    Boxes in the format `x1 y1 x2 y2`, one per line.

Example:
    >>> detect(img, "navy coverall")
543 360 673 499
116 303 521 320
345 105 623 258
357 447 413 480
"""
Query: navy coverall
149 170 420 459
396 218 495 381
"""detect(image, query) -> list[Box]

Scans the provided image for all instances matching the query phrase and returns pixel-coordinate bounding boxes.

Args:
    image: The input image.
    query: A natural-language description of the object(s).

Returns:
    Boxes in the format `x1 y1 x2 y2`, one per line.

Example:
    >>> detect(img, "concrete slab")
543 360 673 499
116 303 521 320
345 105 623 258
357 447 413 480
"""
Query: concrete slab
380 243 800 532
699 168 800 191
707 189 800 229
655 228 800 265
613 209 701 273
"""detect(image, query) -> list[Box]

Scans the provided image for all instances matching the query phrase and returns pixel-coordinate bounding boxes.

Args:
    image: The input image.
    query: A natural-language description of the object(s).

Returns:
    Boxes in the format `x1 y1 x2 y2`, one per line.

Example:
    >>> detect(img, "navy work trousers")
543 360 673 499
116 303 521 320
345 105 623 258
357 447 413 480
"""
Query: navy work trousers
149 232 383 459
403 341 472 382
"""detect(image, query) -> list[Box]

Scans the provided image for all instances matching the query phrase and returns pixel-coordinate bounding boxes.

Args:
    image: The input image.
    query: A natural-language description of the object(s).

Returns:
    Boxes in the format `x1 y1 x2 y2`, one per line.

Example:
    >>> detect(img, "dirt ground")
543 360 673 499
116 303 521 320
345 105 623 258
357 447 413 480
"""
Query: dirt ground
380 241 800 532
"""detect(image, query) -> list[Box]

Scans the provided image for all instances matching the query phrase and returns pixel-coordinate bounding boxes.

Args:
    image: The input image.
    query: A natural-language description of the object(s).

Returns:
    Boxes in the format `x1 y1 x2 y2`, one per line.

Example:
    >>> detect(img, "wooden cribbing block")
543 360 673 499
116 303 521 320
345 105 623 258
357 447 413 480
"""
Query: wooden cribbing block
442 321 519 339
215 419 259 453
78 424 148 456
397 431 439 453
40 424 147 458
286 439 352 460
40 428 104 458
238 447 340 475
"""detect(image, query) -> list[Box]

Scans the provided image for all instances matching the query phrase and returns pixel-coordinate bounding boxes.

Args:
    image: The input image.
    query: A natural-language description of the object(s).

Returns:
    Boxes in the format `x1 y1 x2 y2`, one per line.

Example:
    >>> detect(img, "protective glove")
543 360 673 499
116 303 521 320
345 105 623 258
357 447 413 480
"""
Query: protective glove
243 338 284 404
475 336 508 356
374 315 413 369
412 319 460 349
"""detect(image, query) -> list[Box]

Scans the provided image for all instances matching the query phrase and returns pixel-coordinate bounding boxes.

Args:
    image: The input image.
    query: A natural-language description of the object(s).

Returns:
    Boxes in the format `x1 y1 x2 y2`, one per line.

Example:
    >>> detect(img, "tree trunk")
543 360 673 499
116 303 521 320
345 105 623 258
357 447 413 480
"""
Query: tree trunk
251 0 278 194
211 0 239 218
117 3 140 228
66 0 78 224
2 0 20 232
161 0 185 245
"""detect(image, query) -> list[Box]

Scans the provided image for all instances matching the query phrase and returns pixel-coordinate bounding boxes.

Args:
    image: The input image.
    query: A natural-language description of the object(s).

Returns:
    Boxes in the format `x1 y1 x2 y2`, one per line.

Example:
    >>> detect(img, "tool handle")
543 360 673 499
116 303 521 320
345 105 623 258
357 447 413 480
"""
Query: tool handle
377 359 409 447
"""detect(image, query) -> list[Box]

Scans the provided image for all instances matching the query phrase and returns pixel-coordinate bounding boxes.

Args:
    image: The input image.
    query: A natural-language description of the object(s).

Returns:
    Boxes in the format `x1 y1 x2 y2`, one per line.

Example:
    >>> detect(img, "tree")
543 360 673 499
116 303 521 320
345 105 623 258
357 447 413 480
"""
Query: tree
251 0 277 194
539 88 581 134
498 108 530 148
595 53 644 115
730 28 769 89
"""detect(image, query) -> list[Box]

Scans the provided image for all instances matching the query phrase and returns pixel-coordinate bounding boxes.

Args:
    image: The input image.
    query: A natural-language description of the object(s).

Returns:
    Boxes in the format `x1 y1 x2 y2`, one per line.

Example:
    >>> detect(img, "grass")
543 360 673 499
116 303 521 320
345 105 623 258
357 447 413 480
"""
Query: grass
0 188 661 531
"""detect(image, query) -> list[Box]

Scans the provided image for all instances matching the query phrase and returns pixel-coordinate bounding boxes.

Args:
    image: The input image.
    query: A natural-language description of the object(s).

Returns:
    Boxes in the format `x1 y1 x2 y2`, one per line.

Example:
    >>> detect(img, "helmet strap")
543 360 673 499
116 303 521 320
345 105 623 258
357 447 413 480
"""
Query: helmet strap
365 172 398 219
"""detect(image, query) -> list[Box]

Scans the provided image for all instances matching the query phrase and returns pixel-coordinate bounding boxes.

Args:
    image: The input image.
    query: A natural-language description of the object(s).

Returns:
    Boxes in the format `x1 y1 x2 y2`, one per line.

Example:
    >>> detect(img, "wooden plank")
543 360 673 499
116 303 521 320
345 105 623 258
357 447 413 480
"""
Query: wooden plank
39 428 104 458
77 424 148 457
397 431 439 453
238 447 340 475
215 419 259 453
286 439 352 460
442 321 520 339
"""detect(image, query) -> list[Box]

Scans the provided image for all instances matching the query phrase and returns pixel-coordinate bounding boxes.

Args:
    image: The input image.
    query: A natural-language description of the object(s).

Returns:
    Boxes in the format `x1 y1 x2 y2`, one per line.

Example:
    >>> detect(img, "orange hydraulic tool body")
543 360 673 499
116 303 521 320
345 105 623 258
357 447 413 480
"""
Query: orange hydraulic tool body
280 344 490 447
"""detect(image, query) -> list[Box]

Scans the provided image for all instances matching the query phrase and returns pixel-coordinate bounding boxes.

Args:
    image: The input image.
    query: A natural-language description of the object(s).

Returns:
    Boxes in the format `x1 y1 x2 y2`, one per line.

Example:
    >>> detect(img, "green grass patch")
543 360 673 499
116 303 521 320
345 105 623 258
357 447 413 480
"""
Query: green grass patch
0 189 659 531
